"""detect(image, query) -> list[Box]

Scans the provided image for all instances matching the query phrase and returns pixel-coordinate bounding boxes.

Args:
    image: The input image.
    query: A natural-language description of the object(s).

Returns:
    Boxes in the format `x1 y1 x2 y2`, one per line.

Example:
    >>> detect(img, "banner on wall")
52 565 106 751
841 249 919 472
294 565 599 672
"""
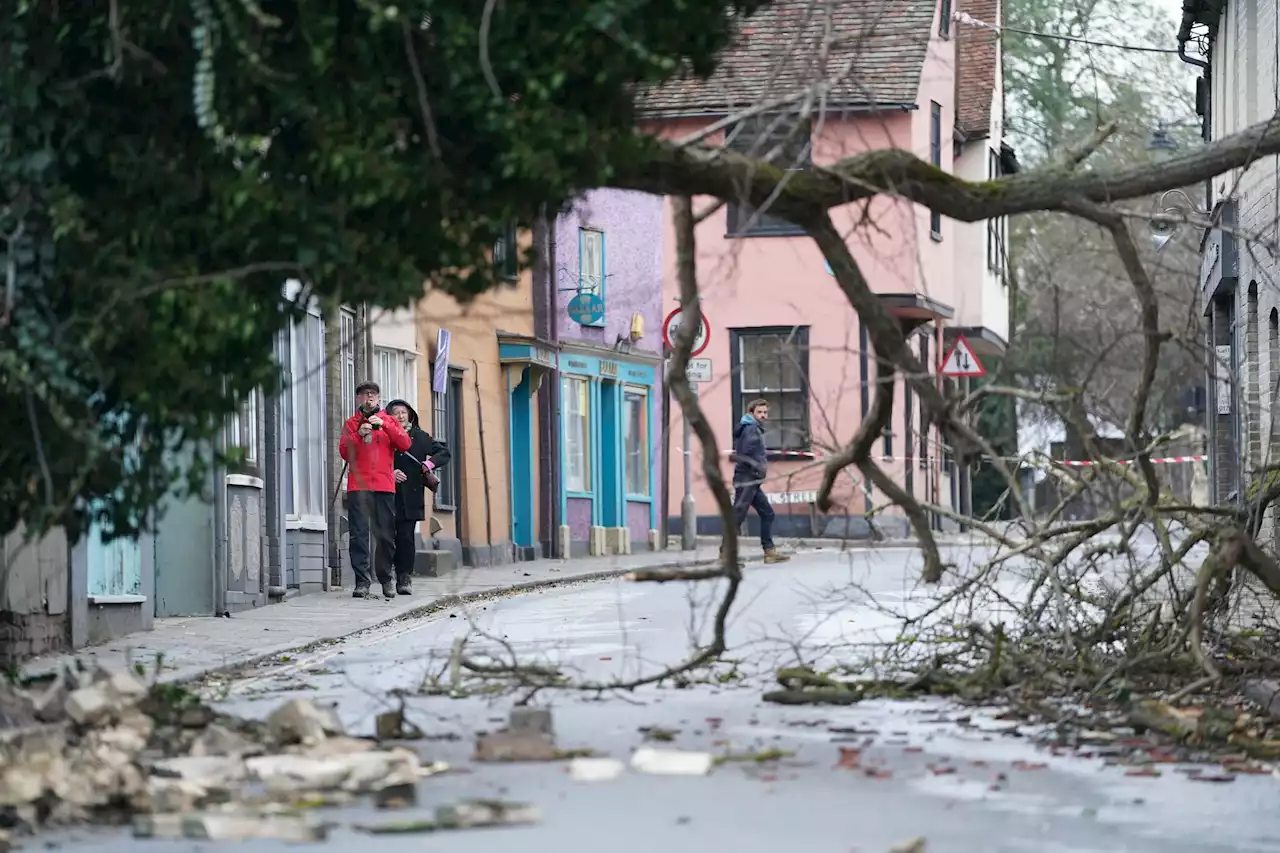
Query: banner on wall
433 329 452 394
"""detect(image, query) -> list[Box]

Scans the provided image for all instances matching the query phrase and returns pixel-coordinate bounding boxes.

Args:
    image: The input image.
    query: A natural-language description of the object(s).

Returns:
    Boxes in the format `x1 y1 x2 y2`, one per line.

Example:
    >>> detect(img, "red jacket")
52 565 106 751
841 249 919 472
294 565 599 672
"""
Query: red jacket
339 410 412 493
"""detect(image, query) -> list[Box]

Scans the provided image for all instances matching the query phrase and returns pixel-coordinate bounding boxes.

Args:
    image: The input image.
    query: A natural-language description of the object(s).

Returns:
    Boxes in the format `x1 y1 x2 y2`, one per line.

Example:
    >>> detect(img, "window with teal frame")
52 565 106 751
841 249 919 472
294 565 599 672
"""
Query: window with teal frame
578 228 605 326
623 387 650 497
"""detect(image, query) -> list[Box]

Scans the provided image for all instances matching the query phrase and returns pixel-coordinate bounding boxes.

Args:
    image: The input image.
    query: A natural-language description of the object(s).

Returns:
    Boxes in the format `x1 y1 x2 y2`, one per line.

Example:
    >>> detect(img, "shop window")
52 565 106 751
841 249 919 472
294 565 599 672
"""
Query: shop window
375 346 418 409
563 376 592 492
730 327 810 452
281 292 327 527
725 115 811 237
623 388 650 497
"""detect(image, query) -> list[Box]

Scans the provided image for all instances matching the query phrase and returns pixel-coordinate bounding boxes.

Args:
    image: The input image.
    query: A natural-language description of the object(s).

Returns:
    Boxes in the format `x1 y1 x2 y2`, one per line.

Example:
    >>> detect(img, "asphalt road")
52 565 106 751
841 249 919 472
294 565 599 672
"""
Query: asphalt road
67 544 1280 852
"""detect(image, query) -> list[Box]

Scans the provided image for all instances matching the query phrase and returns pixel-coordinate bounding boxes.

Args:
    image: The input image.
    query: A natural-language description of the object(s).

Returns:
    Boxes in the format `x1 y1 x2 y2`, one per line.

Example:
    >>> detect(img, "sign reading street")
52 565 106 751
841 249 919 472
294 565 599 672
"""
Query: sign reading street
939 335 986 378
662 307 711 357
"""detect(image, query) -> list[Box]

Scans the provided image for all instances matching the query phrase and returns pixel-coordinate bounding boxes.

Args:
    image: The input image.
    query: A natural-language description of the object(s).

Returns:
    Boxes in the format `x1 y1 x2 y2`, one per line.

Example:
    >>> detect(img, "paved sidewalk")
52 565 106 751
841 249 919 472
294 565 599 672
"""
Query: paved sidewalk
21 544 785 685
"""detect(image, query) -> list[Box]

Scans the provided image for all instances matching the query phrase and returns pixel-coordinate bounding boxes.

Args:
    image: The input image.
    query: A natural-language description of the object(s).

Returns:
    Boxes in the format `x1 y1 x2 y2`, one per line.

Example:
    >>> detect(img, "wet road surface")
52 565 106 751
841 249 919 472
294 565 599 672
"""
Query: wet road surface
64 545 1280 852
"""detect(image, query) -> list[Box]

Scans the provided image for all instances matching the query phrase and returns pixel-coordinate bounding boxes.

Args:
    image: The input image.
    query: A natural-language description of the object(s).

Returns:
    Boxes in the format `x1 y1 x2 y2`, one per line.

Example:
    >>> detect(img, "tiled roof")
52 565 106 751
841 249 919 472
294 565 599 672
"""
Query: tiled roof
955 0 999 137
636 0 939 116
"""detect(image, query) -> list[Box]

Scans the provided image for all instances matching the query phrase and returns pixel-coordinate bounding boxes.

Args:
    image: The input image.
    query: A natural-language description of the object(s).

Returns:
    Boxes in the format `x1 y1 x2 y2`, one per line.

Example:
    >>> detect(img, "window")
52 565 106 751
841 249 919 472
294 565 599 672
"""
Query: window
939 0 951 36
731 327 810 452
282 301 327 525
623 388 650 497
494 220 518 281
340 308 357 408
227 390 260 466
434 373 462 510
929 102 943 239
375 346 418 408
726 115 811 237
986 150 1007 272
563 377 592 492
578 228 605 325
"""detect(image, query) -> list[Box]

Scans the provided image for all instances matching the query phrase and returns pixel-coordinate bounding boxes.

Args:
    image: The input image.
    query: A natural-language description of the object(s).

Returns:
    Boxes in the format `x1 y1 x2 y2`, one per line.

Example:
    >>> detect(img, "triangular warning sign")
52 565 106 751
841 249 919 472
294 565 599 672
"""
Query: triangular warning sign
939 335 986 378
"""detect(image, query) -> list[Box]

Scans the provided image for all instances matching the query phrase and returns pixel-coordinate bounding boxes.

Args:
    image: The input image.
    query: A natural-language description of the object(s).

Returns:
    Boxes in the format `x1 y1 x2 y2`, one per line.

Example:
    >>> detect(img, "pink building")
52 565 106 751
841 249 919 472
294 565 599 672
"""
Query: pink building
641 0 1014 539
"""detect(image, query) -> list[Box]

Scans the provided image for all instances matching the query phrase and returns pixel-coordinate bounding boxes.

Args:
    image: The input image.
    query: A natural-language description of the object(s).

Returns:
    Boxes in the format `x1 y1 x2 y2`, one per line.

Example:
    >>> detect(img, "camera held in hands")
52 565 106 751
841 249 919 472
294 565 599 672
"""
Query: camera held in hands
359 403 383 444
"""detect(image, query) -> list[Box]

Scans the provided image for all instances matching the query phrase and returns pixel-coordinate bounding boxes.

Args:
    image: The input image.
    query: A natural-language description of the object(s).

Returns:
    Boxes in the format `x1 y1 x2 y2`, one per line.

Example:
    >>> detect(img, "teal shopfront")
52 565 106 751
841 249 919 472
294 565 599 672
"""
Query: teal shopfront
558 345 659 554
498 336 559 559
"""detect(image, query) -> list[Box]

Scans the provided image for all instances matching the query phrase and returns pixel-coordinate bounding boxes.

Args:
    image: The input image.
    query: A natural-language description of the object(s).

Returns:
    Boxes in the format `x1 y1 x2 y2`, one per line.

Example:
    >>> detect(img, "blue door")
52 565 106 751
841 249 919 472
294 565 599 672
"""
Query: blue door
510 371 535 549
599 381 622 527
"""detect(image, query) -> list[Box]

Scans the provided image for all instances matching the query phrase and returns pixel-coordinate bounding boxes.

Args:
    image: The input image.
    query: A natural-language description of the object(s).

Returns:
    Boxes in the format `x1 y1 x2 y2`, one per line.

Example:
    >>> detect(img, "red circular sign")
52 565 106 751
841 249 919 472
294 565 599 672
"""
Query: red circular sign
662 307 711 357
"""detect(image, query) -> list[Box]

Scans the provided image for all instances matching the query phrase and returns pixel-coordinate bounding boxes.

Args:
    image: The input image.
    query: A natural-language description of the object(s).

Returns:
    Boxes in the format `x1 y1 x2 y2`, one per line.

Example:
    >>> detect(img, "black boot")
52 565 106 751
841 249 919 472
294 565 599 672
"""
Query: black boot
396 577 412 596
353 585 370 598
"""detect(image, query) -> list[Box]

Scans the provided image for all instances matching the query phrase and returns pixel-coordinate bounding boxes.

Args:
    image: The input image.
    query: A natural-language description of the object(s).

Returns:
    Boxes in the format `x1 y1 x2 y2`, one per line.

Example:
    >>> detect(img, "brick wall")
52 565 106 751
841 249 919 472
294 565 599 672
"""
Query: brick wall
0 526 69 667
1209 0 1280 542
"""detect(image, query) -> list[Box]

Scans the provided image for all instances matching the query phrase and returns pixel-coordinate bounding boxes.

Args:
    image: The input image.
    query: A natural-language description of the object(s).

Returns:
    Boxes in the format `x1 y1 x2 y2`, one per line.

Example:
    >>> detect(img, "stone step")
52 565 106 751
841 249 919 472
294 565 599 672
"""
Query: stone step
413 548 458 577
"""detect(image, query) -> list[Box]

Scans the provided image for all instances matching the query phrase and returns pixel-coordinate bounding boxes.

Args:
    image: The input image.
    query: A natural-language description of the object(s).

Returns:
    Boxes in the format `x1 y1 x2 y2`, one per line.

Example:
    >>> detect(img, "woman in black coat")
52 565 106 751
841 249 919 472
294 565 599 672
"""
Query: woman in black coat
384 399 451 595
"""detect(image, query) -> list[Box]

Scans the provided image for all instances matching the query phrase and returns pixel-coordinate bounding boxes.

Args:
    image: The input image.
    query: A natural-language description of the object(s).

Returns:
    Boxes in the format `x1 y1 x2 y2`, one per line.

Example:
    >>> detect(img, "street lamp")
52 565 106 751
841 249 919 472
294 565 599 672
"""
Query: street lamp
1146 127 1179 161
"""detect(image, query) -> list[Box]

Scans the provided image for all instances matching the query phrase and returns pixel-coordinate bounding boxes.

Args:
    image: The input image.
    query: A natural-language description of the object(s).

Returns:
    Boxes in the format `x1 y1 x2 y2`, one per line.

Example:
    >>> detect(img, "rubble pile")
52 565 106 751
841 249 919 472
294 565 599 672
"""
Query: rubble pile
0 664 449 845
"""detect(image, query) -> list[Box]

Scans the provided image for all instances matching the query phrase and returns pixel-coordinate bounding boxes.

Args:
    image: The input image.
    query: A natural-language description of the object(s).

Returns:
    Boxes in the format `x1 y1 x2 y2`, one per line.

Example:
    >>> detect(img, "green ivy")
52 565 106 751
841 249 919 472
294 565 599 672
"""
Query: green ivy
0 0 765 540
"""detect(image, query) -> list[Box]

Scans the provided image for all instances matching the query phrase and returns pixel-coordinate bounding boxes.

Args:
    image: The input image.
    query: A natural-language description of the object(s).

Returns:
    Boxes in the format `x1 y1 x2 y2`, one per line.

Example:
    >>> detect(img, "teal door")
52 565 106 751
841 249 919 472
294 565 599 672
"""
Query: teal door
510 371 535 549
87 520 143 599
599 381 622 527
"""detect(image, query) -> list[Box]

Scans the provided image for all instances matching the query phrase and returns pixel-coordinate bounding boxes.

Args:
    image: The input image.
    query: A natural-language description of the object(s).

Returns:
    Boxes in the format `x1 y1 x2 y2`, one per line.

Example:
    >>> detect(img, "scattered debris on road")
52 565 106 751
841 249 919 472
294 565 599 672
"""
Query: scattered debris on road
630 747 714 776
569 757 626 783
0 661 460 848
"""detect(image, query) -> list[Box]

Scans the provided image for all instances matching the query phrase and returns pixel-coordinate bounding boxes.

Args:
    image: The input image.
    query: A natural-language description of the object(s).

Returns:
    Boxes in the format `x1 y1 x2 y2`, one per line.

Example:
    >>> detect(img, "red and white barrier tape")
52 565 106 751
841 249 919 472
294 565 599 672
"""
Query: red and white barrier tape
1053 455 1208 467
711 449 1209 467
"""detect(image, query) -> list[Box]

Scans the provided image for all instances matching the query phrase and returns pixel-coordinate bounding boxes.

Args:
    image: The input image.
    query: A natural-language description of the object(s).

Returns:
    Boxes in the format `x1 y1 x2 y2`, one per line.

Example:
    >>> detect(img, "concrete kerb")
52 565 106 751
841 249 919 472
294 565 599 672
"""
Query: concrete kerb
163 558 724 687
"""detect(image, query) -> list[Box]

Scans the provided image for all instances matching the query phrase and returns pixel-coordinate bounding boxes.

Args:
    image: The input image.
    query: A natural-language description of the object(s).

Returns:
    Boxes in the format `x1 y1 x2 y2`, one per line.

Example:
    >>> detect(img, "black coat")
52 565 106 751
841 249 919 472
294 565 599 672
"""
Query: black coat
386 400 451 521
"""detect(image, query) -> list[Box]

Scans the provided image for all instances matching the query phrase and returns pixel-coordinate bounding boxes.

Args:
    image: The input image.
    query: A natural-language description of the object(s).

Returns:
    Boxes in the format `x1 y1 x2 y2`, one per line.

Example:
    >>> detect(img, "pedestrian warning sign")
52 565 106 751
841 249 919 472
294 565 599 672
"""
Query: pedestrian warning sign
939 335 986 378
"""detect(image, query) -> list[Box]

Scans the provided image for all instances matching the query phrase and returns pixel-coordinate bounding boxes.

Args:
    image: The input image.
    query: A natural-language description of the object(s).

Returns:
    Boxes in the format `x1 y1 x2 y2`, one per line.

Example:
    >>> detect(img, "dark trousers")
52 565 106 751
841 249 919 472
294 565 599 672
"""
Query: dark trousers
733 484 776 550
347 491 396 587
393 519 419 583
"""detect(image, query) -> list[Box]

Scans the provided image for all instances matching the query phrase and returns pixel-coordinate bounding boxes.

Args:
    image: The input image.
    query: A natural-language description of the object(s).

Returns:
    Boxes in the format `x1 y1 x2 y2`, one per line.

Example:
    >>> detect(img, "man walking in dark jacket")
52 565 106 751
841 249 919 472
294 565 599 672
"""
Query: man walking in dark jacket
727 398 791 565
385 399 452 596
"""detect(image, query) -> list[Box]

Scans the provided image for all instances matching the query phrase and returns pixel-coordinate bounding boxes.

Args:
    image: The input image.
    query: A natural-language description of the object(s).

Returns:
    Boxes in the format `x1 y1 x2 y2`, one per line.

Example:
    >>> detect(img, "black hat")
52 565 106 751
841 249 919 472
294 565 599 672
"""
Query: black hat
355 380 380 395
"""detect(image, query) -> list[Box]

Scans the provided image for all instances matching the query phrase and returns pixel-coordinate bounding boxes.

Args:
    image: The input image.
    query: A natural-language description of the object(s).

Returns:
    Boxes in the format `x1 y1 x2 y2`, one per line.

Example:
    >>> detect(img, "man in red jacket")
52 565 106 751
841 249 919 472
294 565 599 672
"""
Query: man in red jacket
339 381 412 598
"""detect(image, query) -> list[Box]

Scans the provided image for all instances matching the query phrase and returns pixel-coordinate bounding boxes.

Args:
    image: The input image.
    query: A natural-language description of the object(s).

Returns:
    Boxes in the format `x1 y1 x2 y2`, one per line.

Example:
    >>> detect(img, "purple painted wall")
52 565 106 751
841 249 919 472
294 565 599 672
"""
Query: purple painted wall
554 189 665 354
566 497 593 541
626 501 650 547
555 189 665 543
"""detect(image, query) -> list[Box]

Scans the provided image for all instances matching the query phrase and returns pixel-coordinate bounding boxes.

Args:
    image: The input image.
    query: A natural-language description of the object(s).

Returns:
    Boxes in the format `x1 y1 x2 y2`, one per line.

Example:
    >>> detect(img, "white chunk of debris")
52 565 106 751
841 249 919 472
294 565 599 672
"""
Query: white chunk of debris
247 747 421 794
436 800 540 829
630 747 713 776
888 838 926 853
134 812 328 842
266 698 344 745
569 757 625 783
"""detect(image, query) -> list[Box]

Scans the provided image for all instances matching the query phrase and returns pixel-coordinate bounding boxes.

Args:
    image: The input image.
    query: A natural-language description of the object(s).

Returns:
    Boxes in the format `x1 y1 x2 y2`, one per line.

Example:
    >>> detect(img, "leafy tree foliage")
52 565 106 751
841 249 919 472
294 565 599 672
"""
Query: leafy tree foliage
1 0 763 540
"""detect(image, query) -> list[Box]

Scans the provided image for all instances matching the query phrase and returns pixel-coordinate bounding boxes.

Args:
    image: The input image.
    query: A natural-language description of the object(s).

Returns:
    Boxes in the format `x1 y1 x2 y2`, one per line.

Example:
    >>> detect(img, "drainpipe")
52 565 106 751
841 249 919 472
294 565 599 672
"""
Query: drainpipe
535 208 562 556
212 430 227 615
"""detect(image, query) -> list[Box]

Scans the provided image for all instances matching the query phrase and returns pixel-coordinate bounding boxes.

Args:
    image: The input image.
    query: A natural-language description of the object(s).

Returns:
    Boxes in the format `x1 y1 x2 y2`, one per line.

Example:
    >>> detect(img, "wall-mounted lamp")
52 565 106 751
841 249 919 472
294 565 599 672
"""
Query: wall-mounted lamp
629 312 644 341
1148 188 1211 252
